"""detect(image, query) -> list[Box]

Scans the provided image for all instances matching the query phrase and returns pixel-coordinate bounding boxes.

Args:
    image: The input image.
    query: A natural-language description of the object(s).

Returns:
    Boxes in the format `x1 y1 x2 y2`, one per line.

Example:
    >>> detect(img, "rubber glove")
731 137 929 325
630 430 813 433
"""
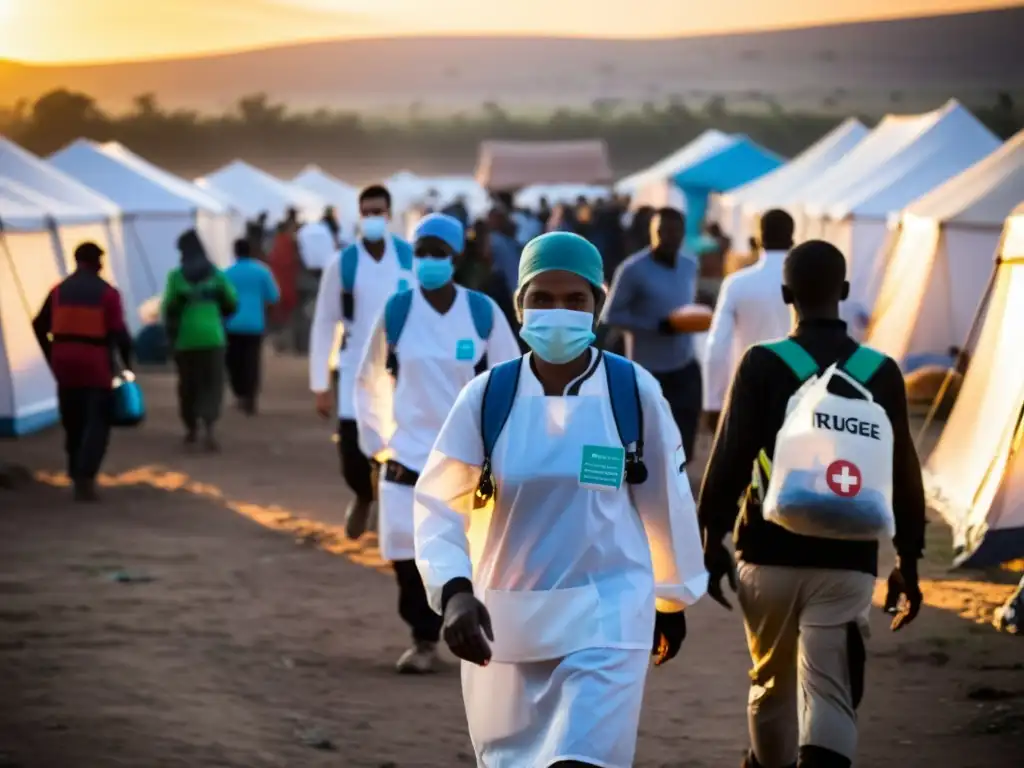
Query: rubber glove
704 535 738 611
442 589 493 666
652 610 686 666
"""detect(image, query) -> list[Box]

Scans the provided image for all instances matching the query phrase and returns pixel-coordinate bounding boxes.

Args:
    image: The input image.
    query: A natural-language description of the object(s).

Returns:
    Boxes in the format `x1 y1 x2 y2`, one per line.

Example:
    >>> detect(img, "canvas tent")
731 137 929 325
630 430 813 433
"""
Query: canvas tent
716 118 869 248
924 205 1024 568
196 160 326 224
615 130 734 211
292 165 359 240
671 135 785 238
794 101 999 322
50 139 239 319
0 192 67 436
475 140 613 191
868 129 1024 366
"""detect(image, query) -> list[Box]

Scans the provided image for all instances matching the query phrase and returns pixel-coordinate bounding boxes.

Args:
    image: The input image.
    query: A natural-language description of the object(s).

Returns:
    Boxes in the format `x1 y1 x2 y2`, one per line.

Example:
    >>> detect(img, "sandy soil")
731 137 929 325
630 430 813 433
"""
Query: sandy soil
1 354 1022 768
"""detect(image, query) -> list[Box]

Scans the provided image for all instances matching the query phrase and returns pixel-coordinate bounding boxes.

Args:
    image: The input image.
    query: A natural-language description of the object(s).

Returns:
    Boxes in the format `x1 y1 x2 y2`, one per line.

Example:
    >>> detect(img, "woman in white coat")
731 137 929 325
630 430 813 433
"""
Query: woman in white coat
354 213 521 674
413 231 708 767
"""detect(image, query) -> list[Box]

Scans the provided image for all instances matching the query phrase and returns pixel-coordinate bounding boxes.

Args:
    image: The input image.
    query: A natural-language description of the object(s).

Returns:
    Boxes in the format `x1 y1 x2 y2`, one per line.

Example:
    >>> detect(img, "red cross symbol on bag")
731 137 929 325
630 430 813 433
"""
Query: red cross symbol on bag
826 460 862 498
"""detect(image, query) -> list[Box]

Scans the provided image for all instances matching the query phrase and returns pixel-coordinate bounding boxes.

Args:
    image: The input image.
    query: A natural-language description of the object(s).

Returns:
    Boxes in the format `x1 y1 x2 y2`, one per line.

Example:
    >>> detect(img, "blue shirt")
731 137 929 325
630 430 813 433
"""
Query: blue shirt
601 248 698 374
489 232 522 297
224 258 280 334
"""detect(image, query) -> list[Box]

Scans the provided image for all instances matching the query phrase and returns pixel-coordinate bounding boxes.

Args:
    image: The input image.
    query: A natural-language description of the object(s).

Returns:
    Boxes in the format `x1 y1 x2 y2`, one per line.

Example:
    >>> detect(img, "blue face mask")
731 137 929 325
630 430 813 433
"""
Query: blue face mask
360 215 388 242
519 308 596 365
415 256 454 290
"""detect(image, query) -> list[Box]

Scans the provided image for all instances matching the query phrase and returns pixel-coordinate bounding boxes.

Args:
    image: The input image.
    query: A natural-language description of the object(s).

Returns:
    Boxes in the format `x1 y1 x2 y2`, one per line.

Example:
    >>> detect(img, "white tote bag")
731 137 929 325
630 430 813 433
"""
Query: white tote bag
763 363 896 541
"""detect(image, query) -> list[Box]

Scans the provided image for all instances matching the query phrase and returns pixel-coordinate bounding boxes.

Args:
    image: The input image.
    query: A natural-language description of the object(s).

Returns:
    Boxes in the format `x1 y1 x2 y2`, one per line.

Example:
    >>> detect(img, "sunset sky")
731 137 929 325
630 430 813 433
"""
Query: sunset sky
0 0 1019 64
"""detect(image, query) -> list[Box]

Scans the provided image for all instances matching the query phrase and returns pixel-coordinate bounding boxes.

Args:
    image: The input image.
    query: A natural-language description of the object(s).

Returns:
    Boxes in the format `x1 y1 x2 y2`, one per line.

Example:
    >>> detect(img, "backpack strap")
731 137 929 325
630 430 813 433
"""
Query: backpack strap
843 345 886 384
466 290 495 340
475 357 524 502
383 289 415 378
603 351 648 485
761 338 819 382
339 244 359 321
394 237 414 271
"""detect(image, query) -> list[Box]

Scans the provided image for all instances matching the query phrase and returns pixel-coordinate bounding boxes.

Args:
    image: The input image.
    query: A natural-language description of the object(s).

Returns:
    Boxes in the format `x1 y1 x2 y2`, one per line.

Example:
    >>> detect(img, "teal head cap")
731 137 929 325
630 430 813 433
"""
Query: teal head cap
516 231 605 294
413 212 465 254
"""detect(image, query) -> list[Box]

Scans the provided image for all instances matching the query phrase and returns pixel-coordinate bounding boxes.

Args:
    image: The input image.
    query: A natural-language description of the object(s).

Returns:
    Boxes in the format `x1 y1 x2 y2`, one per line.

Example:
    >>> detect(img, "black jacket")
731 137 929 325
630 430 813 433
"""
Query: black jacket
697 318 926 575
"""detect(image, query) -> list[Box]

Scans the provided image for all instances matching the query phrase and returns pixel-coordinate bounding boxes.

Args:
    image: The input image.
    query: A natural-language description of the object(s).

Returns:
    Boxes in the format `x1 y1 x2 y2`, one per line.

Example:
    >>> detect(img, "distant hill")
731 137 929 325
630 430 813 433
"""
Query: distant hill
2 8 1024 114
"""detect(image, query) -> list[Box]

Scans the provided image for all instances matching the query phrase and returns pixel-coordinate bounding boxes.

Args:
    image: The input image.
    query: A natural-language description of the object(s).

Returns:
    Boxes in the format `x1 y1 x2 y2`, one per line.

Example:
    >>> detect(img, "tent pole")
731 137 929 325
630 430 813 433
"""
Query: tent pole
915 244 1005 452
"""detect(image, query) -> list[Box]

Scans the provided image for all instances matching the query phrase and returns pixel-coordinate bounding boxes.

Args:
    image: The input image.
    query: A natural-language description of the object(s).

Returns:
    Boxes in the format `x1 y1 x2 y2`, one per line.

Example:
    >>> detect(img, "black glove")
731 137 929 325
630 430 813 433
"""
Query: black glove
442 587 493 666
705 535 738 611
652 610 686 666
883 557 922 631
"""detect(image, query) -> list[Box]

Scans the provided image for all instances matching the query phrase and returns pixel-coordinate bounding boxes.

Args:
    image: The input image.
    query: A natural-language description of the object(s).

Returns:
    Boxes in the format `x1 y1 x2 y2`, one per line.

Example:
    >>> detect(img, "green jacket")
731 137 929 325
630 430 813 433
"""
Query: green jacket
162 268 238 351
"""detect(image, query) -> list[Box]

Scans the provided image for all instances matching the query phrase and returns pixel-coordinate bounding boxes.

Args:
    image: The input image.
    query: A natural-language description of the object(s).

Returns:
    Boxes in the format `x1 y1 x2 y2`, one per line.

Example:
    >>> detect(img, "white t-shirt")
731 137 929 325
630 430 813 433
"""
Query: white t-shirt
308 236 414 418
296 221 337 270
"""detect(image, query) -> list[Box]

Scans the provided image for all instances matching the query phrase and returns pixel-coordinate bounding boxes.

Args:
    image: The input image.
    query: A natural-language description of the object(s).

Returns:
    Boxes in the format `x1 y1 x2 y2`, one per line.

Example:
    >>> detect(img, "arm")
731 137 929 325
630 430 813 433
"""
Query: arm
630 369 709 611
219 271 239 316
600 261 659 334
413 376 487 614
352 309 393 461
103 288 133 369
308 257 342 393
263 265 281 305
702 276 737 413
875 359 926 563
32 290 54 362
697 349 766 542
485 299 523 367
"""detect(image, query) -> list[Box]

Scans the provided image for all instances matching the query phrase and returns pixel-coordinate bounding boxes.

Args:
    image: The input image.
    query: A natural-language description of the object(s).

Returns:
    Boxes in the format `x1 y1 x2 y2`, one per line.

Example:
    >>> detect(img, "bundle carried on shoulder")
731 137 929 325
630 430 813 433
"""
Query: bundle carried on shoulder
759 340 895 541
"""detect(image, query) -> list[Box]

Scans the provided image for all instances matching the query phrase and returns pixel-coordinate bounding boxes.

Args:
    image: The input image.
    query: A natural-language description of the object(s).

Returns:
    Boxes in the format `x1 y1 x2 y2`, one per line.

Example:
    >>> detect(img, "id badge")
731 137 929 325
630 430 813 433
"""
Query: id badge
579 445 625 491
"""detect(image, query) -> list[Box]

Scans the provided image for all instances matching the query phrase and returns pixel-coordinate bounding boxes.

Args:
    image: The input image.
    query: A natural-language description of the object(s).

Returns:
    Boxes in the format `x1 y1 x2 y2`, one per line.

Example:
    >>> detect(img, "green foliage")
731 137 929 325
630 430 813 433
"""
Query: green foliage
1 89 1020 178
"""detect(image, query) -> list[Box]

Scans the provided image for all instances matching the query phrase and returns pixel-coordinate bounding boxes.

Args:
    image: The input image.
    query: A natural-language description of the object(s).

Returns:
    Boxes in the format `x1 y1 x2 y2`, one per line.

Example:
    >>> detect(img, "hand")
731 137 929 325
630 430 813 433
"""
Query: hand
884 558 923 631
657 318 677 336
443 592 494 666
314 391 332 419
704 536 738 611
704 411 721 436
652 610 686 666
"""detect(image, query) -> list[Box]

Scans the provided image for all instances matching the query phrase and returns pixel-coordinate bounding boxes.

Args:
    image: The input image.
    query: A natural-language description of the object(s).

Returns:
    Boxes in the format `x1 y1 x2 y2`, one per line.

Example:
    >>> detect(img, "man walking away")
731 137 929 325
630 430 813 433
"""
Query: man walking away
224 238 280 415
699 240 926 768
163 230 238 451
703 209 796 435
601 207 703 460
32 242 132 502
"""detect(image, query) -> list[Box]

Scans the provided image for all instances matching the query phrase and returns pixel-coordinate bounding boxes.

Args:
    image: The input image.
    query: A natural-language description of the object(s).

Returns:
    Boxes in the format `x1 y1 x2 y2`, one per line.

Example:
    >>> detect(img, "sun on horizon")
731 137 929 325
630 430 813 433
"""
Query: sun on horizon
0 0 1020 65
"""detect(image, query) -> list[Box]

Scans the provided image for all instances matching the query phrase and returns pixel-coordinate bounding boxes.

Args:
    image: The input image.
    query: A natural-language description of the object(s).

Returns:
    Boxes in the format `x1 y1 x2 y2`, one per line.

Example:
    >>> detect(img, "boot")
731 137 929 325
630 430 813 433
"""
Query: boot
743 751 795 768
798 746 851 768
344 498 372 540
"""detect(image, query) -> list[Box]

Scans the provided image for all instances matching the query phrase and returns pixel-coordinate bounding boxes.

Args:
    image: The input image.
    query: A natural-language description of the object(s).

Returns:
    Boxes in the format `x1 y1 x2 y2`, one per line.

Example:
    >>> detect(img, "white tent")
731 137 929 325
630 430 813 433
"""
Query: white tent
923 205 1024 567
0 192 67 436
49 139 240 318
196 160 326 224
868 130 1024 365
615 130 734 211
716 118 870 248
292 165 359 242
0 136 128 299
794 101 999 322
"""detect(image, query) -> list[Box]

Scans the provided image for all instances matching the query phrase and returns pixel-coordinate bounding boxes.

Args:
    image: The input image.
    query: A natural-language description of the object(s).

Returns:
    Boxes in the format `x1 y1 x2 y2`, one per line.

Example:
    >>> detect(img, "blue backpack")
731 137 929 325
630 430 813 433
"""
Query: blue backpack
339 237 414 321
383 288 495 379
475 351 647 502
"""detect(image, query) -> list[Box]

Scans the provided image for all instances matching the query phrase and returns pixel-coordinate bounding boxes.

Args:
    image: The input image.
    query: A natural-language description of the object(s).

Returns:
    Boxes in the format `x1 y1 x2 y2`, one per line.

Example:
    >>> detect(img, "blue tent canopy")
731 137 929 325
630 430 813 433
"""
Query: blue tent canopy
671 136 785 237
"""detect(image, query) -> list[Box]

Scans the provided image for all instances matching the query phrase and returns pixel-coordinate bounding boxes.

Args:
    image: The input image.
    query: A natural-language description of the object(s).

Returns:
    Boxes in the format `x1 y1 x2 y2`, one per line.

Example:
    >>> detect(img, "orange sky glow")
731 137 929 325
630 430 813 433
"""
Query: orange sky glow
0 0 1020 64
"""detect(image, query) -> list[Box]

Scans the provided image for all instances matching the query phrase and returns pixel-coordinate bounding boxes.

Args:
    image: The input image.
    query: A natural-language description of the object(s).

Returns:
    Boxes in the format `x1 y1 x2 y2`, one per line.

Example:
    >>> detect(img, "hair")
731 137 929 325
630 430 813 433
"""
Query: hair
74 241 103 266
654 207 685 226
359 184 392 209
783 240 847 310
233 238 251 258
759 209 795 251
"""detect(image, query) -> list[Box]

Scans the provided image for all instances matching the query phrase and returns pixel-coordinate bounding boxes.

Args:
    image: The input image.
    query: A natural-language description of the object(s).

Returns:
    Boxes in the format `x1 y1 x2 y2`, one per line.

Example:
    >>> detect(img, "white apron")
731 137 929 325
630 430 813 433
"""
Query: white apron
377 477 416 562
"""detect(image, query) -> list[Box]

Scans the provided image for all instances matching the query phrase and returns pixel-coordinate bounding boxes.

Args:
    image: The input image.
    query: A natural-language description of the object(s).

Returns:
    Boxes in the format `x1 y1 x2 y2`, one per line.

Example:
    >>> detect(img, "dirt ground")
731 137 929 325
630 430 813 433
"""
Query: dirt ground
1 354 1022 768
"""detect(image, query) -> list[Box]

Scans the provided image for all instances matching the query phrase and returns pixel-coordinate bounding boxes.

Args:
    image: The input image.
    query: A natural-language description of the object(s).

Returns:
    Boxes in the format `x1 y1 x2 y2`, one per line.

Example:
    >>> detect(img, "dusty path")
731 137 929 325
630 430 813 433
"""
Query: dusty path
0 355 1021 767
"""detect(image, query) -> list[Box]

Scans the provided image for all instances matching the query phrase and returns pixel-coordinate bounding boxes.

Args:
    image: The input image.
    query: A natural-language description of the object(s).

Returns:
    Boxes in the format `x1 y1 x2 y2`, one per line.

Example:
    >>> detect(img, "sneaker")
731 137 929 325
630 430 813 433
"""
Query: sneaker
395 642 439 674
344 498 372 540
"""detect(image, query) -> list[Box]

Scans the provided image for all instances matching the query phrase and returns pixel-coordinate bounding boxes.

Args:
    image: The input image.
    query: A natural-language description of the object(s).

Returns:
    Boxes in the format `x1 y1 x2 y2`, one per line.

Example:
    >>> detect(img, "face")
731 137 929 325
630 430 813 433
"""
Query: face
651 213 684 253
359 195 390 220
414 235 453 261
519 270 596 316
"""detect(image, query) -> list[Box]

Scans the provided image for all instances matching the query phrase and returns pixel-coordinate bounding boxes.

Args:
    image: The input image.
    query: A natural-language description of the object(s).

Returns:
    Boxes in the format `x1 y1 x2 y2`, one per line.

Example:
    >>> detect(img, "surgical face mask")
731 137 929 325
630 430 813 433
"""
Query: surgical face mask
519 308 596 365
415 256 454 290
360 215 388 242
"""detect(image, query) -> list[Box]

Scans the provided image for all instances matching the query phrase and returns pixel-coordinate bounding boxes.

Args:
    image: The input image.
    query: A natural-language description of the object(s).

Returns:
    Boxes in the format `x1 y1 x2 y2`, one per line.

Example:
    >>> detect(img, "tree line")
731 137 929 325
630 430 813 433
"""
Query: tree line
1 89 1020 181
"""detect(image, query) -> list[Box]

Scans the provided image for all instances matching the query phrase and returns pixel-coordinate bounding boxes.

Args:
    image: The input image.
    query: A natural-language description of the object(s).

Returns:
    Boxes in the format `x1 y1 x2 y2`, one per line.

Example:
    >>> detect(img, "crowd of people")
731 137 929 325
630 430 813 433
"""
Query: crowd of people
30 178 926 768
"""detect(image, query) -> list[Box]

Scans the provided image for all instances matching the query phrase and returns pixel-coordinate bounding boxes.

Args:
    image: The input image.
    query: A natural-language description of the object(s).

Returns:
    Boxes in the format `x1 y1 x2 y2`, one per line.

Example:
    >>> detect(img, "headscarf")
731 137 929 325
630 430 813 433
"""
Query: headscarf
177 230 213 284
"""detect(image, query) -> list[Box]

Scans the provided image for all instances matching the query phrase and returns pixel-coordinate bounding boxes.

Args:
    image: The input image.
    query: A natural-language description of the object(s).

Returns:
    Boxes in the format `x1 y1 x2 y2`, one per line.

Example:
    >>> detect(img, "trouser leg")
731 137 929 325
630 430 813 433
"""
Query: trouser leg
225 334 245 398
393 558 442 644
194 347 226 427
175 352 197 432
654 361 703 462
336 418 374 504
797 572 874 767
738 563 801 768
59 388 86 480
75 389 112 481
245 334 264 403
